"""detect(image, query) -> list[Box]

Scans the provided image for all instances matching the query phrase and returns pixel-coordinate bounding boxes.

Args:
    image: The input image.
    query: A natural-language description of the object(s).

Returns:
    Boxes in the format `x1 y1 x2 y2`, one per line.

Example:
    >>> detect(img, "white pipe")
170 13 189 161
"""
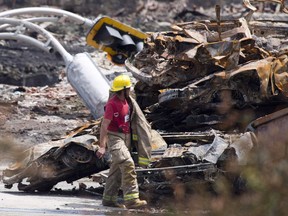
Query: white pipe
0 18 73 64
0 32 53 53
0 17 60 31
66 53 111 119
0 7 94 28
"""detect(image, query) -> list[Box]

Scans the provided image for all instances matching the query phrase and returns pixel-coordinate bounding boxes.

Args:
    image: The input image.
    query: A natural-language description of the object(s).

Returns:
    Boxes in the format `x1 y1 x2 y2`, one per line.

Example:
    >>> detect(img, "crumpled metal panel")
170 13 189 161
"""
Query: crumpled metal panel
141 50 288 131
158 54 288 107
178 40 241 70
127 38 246 88
2 134 109 192
188 130 229 164
126 17 270 90
273 54 288 97
154 130 229 164
125 3 288 132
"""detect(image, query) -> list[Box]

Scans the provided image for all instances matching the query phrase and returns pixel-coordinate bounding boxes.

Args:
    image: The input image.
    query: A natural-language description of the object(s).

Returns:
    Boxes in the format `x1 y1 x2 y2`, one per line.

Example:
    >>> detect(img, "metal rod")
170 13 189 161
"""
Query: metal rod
0 17 60 31
0 7 94 28
0 32 53 53
0 18 73 64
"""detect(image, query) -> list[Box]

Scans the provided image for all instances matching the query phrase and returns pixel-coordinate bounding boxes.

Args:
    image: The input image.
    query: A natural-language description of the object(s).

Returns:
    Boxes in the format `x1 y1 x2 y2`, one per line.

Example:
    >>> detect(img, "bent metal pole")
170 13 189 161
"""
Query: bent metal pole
0 17 60 31
0 7 94 28
0 18 73 64
0 32 53 53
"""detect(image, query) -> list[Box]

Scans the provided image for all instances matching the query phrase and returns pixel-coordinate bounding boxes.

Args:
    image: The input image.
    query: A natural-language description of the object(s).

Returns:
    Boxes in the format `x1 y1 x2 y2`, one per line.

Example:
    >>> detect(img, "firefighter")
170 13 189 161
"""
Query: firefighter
96 74 148 209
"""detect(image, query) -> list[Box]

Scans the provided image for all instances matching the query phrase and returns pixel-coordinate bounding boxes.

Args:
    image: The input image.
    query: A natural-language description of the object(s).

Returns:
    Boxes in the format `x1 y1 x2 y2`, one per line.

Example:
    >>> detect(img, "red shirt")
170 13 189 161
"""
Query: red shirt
104 95 130 134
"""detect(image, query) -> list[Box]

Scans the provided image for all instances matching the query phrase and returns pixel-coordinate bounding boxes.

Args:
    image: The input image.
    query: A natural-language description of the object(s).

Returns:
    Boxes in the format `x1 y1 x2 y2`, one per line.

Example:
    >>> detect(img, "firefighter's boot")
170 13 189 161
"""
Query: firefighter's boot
125 198 147 209
102 200 126 208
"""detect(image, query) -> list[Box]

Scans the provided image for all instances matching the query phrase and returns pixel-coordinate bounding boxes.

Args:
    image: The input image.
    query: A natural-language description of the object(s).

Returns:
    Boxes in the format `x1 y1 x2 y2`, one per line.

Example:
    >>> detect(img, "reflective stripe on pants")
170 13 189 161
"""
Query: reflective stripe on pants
138 156 150 167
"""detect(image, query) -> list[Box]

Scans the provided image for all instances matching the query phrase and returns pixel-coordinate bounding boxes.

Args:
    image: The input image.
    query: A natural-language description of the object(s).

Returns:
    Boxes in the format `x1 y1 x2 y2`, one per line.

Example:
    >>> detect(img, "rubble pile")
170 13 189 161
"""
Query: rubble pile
127 1 288 132
1 1 288 214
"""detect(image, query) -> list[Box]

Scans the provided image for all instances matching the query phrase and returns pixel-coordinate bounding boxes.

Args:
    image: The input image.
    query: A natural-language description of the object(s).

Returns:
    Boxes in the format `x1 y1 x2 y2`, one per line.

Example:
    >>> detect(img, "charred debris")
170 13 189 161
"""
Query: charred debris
127 0 288 133
1 0 288 199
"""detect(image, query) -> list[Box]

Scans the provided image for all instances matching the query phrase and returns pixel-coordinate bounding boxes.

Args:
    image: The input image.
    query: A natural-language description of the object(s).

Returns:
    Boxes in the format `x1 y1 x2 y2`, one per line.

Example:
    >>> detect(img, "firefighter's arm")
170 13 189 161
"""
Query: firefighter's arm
96 118 111 158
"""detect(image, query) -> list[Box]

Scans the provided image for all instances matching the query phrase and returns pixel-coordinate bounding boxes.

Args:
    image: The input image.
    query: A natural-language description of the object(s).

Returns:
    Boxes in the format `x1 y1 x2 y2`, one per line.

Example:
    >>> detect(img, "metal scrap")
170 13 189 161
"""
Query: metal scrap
2 134 110 192
188 130 229 164
126 3 288 132
247 107 288 161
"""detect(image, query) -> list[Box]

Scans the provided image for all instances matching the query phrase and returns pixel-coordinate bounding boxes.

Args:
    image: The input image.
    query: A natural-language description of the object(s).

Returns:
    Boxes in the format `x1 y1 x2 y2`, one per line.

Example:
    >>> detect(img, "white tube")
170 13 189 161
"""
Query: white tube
66 52 111 119
0 18 73 64
0 17 60 31
0 32 53 53
0 7 94 28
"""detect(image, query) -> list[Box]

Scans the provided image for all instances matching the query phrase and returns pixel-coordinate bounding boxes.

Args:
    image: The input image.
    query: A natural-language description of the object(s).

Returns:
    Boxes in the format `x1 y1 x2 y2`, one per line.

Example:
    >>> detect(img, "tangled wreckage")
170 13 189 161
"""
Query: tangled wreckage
2 0 288 196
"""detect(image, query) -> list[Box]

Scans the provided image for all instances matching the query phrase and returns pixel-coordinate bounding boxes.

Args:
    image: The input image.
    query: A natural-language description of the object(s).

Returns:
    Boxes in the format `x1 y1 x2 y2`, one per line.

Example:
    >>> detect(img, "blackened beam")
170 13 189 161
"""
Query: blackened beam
136 163 217 179
160 132 216 143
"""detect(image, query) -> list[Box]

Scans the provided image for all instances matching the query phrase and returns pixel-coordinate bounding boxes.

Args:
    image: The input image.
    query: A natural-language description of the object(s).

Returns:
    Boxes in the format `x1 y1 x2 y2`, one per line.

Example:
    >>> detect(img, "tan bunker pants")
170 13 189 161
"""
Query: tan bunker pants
103 131 140 203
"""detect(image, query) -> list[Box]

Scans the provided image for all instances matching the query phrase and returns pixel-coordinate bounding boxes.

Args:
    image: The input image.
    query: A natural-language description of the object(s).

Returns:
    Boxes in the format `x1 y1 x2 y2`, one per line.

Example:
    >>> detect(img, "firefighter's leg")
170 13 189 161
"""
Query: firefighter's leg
121 134 147 208
102 163 121 205
106 132 147 208
120 150 138 200
102 134 123 207
119 155 147 208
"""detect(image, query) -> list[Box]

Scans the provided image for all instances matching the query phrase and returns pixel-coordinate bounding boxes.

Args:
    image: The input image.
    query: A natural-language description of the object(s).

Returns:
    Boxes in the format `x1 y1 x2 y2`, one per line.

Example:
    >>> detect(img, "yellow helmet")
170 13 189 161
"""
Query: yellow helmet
110 74 132 92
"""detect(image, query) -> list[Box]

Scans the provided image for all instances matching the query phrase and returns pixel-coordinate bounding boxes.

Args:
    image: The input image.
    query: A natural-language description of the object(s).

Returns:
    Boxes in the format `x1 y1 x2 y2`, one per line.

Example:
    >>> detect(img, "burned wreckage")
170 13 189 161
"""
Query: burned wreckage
2 0 288 195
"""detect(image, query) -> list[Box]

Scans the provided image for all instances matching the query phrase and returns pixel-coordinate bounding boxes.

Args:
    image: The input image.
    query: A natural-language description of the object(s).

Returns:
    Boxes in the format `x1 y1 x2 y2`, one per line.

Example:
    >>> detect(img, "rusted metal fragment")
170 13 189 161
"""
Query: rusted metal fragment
183 29 207 43
176 40 241 70
247 107 288 160
220 18 252 40
175 35 202 44
128 47 202 88
63 120 101 139
146 52 288 132
129 3 288 133
272 54 288 96
227 57 274 99
196 40 241 70
158 54 288 107
239 38 270 62
128 15 284 93
127 34 244 88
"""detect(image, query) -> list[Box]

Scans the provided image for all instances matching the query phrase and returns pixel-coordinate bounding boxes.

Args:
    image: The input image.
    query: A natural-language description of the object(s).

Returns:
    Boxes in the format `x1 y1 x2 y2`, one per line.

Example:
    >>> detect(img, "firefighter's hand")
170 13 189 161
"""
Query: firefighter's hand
96 147 106 158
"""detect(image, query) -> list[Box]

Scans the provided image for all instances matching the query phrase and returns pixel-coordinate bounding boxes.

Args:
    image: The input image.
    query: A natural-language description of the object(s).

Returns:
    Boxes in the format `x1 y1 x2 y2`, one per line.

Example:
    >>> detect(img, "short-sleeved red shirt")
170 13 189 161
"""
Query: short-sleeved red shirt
104 95 130 134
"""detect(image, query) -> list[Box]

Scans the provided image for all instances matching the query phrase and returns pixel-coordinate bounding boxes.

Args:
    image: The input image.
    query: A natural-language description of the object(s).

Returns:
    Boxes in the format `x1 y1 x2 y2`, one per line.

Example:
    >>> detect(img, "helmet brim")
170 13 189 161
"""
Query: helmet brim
110 85 131 92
